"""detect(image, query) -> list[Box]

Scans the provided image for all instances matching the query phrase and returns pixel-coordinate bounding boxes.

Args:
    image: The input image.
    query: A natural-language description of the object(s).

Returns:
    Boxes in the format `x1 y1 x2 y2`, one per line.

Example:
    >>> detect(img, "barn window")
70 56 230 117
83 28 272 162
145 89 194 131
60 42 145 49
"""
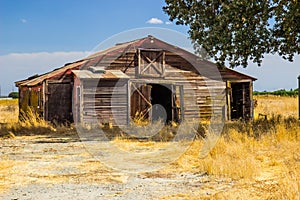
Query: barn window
137 48 165 78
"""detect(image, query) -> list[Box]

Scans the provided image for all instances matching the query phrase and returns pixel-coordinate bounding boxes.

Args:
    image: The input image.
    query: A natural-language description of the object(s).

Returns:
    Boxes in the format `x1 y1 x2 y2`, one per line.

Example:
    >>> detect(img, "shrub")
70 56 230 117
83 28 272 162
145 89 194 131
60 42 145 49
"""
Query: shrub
8 92 19 99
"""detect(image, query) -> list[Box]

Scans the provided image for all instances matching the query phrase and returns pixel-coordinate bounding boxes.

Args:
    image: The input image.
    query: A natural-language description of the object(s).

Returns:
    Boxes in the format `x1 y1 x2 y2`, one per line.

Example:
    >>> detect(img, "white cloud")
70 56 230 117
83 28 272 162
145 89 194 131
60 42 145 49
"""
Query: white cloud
165 21 172 25
146 17 163 24
20 18 27 23
0 51 89 95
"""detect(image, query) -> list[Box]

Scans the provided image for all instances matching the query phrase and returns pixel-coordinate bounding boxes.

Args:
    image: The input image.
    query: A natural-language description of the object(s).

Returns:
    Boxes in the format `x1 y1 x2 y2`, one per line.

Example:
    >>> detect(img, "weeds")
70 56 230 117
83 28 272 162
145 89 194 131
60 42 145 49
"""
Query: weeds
0 96 299 199
0 100 63 137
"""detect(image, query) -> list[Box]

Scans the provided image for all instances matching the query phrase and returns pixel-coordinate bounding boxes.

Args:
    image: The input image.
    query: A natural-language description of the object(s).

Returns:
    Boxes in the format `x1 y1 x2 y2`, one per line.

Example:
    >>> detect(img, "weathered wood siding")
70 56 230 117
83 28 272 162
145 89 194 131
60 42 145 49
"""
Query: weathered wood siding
104 50 226 122
80 79 128 125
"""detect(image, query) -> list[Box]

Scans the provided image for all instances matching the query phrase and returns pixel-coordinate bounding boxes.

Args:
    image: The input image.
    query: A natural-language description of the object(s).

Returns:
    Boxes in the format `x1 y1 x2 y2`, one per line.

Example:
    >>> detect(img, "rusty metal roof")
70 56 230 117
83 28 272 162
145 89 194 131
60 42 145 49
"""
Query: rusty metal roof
15 35 256 87
219 67 257 81
16 60 86 87
72 70 129 79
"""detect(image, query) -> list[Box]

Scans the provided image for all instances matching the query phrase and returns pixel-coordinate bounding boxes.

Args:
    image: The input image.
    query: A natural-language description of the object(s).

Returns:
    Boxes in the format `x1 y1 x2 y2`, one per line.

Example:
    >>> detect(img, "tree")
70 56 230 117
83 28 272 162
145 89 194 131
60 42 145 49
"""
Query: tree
8 92 19 99
163 0 300 68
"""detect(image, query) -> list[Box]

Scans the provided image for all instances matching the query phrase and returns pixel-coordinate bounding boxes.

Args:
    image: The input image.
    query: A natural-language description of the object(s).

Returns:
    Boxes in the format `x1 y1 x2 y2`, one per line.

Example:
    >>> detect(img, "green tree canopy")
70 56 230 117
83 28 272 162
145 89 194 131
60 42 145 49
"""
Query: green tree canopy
8 92 19 99
163 0 300 68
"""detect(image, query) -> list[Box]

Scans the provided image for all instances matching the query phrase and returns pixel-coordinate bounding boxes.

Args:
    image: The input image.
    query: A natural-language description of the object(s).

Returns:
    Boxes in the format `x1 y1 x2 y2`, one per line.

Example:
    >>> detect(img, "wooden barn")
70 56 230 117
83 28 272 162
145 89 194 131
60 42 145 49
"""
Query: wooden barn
15 35 256 125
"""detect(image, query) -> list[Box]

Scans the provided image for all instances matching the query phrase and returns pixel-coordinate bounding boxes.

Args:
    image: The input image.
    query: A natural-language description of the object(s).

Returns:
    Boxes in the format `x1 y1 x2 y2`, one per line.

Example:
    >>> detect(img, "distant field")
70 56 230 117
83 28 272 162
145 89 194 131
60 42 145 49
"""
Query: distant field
254 95 298 118
0 99 18 123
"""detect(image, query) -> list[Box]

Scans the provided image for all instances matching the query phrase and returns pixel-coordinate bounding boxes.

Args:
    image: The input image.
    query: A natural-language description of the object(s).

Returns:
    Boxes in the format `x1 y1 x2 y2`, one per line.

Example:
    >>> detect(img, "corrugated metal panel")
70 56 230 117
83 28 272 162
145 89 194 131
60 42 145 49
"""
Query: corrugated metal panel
219 67 257 81
72 70 130 79
16 60 86 87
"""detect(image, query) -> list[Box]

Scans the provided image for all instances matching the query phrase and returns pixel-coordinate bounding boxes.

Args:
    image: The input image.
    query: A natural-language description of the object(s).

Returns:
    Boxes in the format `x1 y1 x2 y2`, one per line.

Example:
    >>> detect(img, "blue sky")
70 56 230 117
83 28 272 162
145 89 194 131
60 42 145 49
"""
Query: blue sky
0 0 299 95
0 0 186 54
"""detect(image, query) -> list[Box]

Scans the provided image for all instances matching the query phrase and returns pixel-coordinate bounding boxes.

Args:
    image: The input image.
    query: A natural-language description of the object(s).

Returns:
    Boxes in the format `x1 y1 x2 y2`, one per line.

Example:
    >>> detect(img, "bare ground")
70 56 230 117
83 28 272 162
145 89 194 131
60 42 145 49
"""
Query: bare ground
0 134 294 200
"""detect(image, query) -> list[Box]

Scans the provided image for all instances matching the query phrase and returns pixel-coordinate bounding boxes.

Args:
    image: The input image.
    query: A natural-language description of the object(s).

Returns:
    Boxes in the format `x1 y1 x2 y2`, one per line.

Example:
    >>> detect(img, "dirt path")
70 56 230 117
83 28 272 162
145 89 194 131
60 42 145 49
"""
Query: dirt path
0 135 288 199
0 135 240 199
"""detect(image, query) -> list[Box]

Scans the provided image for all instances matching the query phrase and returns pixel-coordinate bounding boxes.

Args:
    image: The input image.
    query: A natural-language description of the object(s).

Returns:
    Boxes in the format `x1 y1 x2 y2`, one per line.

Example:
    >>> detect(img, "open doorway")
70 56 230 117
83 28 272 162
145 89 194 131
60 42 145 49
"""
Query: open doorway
130 82 182 124
230 82 251 120
150 84 172 122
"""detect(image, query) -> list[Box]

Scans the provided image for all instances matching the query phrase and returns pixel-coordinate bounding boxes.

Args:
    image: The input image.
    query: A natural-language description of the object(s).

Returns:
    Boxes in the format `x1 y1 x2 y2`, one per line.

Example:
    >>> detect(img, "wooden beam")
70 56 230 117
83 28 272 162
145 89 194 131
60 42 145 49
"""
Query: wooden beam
137 49 141 78
249 81 254 119
162 51 165 77
127 81 131 125
179 85 184 121
42 81 46 120
226 81 231 121
242 83 246 119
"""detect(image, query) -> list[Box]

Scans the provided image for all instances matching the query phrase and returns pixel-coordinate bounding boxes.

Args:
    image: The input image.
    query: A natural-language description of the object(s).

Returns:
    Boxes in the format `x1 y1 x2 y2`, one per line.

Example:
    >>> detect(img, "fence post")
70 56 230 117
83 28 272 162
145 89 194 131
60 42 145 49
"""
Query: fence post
298 75 300 120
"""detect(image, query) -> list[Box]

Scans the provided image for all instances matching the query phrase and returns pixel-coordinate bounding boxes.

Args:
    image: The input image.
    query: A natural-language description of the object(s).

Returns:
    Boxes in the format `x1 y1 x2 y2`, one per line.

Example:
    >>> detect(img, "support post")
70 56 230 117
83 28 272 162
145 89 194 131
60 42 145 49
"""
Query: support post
298 75 300 120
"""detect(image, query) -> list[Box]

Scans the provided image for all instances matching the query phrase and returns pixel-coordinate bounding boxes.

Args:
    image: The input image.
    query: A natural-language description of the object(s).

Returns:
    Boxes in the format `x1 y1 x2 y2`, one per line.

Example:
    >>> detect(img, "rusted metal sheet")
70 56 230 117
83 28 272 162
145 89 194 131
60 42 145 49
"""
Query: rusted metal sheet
72 70 130 79
15 60 86 87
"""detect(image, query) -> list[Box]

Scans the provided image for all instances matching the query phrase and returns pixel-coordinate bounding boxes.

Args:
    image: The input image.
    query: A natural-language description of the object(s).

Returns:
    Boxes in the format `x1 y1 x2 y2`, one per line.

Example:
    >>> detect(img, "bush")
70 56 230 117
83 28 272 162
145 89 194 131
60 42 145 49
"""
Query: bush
254 89 298 97
8 92 19 99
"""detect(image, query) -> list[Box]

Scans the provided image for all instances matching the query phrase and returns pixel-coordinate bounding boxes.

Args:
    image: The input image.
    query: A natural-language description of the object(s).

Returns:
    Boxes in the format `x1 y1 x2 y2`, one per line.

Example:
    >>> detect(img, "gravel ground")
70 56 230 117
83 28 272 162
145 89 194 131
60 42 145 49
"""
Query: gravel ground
0 135 234 200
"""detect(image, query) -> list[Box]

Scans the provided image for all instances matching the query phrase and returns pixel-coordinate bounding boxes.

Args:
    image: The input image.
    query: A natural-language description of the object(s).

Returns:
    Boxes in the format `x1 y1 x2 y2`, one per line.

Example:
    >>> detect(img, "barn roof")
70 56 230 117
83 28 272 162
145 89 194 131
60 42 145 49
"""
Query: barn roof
15 60 86 87
15 35 256 87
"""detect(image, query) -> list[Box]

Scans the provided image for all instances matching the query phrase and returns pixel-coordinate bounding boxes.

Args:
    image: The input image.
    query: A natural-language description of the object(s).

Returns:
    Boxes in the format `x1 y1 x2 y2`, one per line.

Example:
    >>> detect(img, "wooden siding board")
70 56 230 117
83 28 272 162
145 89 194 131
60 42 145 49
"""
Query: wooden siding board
80 78 128 125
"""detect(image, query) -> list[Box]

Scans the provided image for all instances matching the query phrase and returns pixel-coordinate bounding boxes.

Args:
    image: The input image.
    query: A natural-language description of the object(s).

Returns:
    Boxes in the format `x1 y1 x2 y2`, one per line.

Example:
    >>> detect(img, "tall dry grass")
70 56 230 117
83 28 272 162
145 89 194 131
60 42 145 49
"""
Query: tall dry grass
161 95 300 199
0 99 18 124
0 99 57 137
1 97 299 199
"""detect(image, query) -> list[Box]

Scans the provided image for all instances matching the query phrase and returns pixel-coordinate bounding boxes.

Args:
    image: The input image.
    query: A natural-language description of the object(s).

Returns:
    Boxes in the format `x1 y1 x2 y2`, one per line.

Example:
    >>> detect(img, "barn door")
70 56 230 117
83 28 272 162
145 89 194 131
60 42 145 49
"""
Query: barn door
137 49 165 78
46 82 73 123
130 82 152 123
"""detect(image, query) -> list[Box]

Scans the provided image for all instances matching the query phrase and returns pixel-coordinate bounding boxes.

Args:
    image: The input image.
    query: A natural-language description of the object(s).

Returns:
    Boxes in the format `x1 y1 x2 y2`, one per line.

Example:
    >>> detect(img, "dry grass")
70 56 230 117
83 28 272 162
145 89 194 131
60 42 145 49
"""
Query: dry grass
0 99 66 137
1 97 299 199
0 99 18 123
159 95 300 199
254 95 298 118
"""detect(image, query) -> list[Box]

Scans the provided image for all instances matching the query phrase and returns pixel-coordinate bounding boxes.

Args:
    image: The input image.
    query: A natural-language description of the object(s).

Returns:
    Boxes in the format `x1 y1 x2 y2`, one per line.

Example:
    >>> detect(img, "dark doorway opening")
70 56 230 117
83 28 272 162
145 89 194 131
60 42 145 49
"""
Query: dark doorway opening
150 84 173 123
230 82 250 120
130 82 182 125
